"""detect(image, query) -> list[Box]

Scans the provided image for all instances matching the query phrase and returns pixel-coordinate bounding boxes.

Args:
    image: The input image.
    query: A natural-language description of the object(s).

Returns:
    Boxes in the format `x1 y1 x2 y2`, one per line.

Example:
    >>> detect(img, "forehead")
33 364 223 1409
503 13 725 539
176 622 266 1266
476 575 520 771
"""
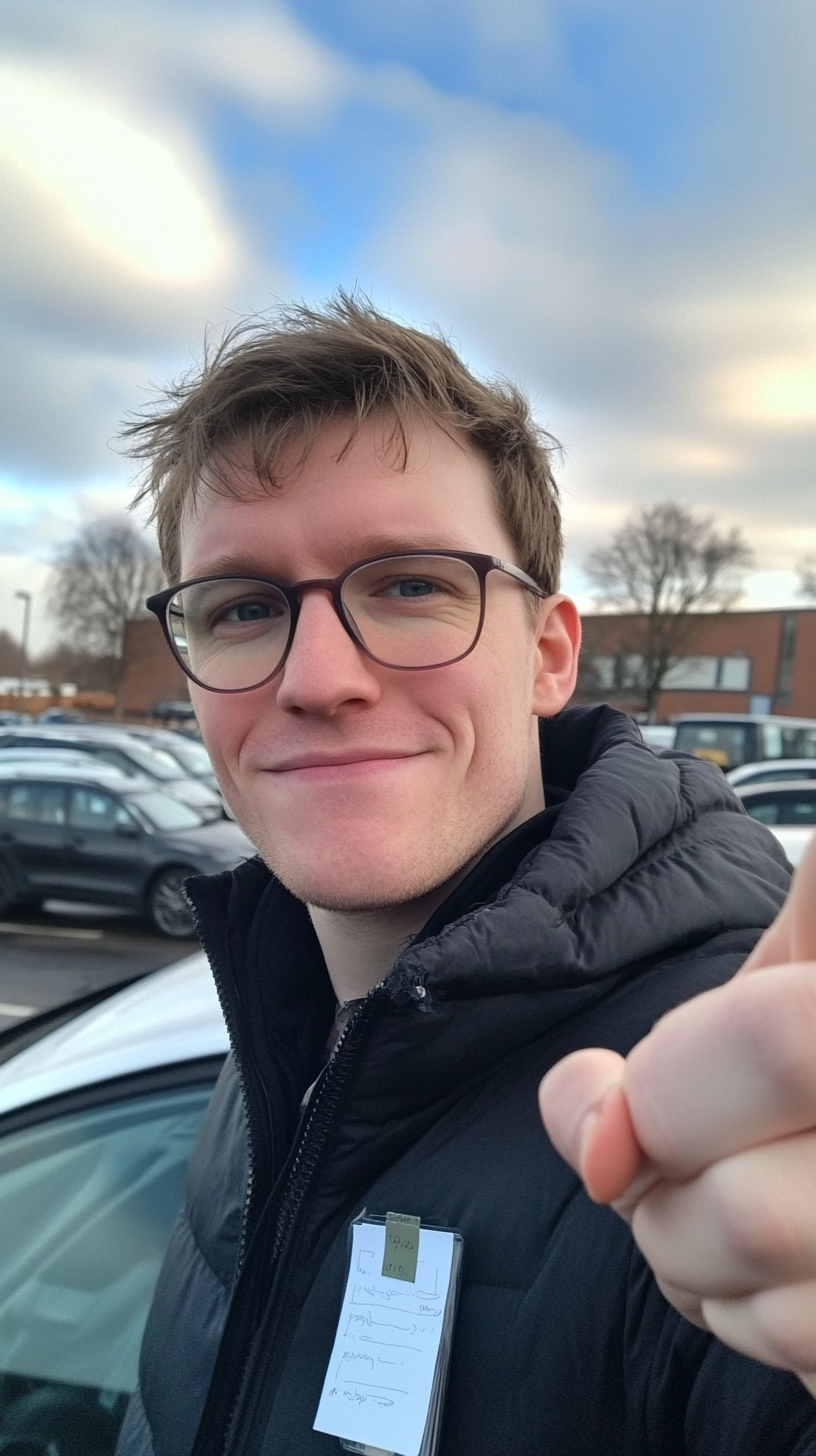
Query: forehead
179 415 514 579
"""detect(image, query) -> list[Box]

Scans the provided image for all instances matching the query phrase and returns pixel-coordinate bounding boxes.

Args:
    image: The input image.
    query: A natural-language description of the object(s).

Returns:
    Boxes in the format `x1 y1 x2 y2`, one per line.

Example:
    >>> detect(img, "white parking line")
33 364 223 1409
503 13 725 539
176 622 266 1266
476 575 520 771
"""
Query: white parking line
0 1001 36 1018
0 922 104 941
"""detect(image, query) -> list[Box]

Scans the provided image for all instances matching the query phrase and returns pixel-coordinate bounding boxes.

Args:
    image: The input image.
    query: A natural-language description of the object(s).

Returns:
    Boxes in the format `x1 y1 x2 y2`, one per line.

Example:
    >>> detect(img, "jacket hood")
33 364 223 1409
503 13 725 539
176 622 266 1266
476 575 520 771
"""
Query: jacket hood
186 704 790 1016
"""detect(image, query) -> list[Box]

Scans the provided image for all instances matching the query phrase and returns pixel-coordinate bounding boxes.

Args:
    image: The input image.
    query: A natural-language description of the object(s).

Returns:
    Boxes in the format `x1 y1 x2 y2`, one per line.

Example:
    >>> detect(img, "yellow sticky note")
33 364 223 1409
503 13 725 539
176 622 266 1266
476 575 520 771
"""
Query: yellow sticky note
382 1212 420 1282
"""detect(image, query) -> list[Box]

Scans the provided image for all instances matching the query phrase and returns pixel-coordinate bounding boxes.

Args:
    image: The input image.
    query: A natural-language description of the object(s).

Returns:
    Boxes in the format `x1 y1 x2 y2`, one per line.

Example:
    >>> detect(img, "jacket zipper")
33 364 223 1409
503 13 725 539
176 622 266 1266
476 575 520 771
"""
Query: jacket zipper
187 967 389 1456
227 992 384 1456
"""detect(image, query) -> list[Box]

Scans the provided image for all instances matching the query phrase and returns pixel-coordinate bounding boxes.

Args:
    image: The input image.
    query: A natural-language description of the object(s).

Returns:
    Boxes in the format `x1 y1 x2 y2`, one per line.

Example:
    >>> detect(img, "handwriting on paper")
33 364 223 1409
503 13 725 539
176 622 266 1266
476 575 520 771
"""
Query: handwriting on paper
313 1221 454 1456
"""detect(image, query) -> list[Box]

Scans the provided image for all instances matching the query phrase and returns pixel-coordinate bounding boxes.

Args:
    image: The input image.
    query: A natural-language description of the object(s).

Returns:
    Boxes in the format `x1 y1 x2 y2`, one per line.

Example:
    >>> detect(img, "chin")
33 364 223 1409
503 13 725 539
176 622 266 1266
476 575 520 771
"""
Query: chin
252 834 457 912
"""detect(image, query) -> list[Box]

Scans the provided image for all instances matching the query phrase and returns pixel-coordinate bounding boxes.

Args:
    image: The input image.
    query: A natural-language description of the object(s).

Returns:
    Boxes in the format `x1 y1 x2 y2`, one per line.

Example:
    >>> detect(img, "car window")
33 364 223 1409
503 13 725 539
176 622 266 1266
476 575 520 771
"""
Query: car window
114 742 182 781
744 791 816 827
776 792 816 826
783 728 816 759
2 782 67 825
0 1083 214 1455
126 792 206 832
152 739 212 777
68 788 135 833
674 723 750 768
744 799 780 825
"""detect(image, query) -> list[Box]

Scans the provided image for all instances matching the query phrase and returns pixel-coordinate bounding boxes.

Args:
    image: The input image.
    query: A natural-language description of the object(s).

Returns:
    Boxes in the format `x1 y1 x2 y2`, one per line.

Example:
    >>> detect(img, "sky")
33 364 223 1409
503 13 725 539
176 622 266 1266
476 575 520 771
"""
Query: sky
1 0 815 653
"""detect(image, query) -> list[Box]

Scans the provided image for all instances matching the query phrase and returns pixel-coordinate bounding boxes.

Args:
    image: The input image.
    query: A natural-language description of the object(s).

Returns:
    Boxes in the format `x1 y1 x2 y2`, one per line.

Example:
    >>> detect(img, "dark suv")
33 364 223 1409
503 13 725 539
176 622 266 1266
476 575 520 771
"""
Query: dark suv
0 761 254 936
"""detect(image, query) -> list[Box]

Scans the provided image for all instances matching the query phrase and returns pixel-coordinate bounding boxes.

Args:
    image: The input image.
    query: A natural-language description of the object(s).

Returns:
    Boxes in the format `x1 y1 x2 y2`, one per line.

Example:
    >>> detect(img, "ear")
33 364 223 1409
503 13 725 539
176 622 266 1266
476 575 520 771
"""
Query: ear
530 594 582 716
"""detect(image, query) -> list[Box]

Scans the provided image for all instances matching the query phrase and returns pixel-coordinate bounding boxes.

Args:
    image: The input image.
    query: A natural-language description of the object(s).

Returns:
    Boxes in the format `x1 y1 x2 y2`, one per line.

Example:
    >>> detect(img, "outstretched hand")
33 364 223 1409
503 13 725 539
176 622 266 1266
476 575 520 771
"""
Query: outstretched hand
539 832 816 1394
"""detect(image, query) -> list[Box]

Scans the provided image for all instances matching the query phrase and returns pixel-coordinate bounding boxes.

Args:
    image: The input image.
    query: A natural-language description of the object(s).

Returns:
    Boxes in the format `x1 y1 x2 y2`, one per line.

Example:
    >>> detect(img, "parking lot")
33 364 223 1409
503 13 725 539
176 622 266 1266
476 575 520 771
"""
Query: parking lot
0 900 197 1032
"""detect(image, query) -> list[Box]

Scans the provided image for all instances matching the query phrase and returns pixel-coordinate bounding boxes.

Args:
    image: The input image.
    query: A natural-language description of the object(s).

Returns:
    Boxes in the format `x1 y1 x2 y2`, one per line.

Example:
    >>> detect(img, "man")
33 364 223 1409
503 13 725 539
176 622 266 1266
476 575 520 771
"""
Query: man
117 295 816 1456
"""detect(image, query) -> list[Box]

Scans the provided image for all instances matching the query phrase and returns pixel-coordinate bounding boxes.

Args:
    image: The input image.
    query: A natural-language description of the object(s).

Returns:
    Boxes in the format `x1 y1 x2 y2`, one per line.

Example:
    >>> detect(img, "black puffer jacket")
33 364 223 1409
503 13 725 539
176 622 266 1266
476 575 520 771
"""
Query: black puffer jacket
117 706 816 1456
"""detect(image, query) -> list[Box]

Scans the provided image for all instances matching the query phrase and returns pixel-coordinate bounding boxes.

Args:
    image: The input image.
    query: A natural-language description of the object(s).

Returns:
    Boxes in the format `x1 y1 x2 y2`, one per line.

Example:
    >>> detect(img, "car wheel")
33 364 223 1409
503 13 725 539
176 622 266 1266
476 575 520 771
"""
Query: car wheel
146 866 197 938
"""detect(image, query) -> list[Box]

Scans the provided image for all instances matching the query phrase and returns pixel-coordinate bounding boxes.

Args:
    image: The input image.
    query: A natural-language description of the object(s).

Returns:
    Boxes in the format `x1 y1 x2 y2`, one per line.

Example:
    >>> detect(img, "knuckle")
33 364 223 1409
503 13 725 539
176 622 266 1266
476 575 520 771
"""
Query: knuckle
706 1156 807 1275
750 1289 816 1372
735 970 816 1103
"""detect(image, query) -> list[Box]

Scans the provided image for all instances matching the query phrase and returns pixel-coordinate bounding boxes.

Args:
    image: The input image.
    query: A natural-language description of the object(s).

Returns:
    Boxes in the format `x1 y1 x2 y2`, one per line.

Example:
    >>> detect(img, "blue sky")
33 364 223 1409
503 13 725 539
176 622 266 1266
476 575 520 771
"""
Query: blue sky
1 0 814 650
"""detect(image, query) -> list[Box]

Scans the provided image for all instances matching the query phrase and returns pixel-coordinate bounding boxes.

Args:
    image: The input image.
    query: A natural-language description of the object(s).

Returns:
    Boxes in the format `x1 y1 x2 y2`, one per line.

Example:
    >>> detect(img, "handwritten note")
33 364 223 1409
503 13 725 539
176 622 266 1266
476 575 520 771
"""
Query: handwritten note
313 1220 455 1456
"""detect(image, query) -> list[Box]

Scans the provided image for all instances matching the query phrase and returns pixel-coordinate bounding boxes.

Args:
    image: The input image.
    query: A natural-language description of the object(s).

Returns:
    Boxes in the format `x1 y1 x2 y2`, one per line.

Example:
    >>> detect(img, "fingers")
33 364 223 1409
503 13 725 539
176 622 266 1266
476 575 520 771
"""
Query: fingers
538 1048 644 1203
701 1281 816 1381
624 962 816 1181
631 1132 816 1299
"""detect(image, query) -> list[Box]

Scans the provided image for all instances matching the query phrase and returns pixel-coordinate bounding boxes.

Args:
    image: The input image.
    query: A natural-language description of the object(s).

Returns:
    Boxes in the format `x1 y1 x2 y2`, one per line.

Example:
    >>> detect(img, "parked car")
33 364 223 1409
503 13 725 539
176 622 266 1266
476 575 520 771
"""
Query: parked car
0 953 227 1455
0 759 255 935
727 760 816 790
674 714 816 771
0 727 224 820
36 708 87 725
0 711 32 726
116 727 220 794
732 780 816 868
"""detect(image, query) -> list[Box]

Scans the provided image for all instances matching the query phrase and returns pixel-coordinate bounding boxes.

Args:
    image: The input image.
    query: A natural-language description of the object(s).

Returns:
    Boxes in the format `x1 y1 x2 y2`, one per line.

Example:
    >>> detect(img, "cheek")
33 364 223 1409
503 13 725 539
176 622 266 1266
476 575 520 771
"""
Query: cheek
191 690 253 787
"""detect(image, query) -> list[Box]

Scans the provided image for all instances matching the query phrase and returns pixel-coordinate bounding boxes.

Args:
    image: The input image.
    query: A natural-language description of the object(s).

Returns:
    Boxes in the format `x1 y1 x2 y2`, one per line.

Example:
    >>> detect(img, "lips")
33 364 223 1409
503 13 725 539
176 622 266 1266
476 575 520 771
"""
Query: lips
267 749 421 772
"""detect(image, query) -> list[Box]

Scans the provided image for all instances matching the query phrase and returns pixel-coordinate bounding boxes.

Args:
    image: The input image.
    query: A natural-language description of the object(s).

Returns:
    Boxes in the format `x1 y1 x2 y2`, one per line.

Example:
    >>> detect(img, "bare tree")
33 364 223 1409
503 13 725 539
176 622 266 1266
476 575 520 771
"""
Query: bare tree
0 629 20 678
48 516 165 715
583 502 753 718
797 556 816 603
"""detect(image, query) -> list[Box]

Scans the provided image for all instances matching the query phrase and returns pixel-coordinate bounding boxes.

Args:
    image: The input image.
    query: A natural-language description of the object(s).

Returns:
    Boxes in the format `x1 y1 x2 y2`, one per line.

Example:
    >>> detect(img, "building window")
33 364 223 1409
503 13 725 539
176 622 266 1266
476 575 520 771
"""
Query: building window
590 654 751 692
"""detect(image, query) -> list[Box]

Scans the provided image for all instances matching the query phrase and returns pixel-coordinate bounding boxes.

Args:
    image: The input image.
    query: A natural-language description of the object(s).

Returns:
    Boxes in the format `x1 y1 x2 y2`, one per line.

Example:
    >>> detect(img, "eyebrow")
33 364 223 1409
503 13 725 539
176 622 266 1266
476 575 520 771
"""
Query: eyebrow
185 533 479 581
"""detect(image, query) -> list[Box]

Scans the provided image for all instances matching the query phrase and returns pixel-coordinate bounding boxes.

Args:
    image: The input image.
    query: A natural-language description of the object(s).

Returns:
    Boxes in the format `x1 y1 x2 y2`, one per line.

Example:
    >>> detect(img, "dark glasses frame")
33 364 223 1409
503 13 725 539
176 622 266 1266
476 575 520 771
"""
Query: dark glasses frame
146 549 547 694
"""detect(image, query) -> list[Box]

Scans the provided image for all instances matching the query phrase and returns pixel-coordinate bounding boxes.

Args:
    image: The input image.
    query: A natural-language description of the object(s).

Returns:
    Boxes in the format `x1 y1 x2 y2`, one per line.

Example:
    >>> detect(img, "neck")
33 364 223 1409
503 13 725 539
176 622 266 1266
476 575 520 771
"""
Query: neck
310 749 547 1003
308 878 466 1004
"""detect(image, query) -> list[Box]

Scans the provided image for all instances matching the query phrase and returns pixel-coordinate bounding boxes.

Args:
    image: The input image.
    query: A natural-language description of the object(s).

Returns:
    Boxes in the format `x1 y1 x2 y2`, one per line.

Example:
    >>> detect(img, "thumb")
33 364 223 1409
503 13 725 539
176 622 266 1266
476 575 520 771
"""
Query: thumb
538 1048 644 1204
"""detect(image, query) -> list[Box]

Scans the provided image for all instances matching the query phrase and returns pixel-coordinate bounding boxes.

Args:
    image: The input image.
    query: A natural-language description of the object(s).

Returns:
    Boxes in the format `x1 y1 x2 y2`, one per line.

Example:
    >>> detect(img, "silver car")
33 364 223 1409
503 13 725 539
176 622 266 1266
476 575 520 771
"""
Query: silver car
0 954 227 1455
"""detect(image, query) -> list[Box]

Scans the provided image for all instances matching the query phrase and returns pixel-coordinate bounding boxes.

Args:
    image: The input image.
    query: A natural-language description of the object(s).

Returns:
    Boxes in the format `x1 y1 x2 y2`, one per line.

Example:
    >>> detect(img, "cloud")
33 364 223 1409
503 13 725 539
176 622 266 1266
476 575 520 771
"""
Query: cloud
0 0 814 641
0 54 247 344
360 89 816 583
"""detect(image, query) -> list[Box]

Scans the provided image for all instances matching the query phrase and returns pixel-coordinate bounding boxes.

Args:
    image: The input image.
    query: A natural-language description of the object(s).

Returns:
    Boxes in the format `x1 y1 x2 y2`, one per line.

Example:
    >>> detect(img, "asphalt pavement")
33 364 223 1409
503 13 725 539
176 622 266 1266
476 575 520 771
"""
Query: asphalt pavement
0 900 199 1032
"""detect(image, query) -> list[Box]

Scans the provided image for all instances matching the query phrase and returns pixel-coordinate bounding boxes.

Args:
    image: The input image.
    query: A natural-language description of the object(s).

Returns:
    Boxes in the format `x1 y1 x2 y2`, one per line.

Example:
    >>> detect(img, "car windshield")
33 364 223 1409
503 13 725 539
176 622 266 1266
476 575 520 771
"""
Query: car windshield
113 741 183 781
0 1084 214 1453
674 723 749 768
150 738 212 777
126 792 207 832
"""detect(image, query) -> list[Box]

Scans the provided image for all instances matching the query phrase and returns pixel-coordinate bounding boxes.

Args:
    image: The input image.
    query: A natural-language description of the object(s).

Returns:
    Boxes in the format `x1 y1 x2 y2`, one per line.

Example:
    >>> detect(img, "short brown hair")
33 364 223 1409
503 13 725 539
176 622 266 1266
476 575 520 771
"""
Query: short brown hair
123 292 563 590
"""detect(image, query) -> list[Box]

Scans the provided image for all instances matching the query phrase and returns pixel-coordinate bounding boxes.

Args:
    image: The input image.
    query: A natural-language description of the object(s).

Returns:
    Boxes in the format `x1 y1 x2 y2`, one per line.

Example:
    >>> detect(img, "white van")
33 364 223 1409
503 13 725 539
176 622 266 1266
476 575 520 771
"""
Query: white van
673 713 816 772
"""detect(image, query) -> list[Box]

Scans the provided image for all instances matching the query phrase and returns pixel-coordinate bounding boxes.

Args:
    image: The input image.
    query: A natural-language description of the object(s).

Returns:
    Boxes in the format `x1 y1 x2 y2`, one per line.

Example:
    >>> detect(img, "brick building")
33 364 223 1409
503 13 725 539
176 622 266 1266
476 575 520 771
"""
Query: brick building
574 607 816 721
120 617 190 718
120 606 816 725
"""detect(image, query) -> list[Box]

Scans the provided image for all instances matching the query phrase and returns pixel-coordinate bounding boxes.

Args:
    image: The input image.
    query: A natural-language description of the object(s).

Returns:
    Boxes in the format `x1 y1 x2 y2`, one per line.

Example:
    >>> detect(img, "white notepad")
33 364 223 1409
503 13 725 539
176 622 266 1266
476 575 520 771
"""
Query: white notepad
313 1219 459 1456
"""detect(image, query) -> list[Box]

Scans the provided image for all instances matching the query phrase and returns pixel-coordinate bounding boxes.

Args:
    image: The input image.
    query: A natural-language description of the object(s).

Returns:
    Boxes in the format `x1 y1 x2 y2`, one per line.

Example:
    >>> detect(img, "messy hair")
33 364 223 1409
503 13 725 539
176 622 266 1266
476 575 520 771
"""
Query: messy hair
122 291 563 591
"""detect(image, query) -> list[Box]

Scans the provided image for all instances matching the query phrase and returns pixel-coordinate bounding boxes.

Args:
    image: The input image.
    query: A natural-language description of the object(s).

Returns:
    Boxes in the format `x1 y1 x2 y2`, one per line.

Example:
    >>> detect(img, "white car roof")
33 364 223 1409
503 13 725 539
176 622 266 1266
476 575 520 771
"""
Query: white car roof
0 953 229 1117
727 760 816 784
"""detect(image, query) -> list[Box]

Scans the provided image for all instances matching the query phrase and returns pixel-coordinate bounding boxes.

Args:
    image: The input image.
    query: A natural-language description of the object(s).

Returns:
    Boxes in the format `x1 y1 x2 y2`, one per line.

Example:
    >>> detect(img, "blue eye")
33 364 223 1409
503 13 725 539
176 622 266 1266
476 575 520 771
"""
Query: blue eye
383 578 435 598
224 601 272 621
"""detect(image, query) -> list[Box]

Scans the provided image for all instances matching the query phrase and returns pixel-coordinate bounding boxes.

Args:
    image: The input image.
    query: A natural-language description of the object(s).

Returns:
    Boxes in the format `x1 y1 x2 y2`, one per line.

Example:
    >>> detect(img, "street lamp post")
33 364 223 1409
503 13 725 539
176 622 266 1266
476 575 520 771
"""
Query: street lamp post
15 591 32 705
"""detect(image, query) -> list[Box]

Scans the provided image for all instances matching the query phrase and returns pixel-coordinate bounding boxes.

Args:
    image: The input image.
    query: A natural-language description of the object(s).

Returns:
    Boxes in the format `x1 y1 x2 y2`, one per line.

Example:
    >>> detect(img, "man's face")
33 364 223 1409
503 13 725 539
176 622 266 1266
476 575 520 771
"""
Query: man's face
179 417 578 910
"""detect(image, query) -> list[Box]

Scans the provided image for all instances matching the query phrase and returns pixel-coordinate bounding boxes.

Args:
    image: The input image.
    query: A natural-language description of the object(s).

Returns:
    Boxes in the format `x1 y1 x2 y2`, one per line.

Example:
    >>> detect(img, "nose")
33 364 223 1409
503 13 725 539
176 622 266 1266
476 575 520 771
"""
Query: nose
274 587 382 715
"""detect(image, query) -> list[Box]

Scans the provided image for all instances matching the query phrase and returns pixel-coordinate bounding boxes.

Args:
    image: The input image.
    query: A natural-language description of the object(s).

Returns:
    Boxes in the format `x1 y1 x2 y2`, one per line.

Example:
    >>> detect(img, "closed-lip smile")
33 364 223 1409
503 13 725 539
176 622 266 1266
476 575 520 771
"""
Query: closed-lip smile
267 749 423 772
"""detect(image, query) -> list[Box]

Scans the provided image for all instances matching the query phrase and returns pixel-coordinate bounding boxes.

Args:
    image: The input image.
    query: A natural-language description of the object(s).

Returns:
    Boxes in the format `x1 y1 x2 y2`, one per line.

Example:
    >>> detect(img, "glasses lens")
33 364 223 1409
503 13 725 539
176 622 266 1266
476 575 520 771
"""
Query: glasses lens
342 555 482 668
167 579 291 690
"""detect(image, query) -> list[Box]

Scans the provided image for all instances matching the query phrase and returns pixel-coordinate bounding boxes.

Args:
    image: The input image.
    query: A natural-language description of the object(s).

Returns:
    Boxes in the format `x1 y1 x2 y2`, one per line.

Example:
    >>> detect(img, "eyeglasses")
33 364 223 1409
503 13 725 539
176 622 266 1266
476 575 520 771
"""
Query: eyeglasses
146 550 546 694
